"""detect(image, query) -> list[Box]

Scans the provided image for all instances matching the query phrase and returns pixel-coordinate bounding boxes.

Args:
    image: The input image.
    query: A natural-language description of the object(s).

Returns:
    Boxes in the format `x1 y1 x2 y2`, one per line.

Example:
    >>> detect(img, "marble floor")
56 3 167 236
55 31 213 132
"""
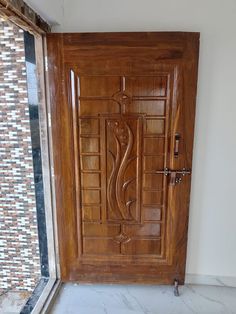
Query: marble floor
50 283 236 314
0 291 30 314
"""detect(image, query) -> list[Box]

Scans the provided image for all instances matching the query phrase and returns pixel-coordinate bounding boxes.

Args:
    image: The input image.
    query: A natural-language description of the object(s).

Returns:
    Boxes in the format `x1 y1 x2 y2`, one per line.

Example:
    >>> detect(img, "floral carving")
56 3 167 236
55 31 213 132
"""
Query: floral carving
114 232 131 244
112 91 131 107
107 120 136 220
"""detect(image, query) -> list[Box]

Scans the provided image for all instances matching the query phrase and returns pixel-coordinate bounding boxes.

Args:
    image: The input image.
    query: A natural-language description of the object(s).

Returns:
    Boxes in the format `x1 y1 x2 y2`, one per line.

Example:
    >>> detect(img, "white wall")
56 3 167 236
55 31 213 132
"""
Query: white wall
27 0 236 279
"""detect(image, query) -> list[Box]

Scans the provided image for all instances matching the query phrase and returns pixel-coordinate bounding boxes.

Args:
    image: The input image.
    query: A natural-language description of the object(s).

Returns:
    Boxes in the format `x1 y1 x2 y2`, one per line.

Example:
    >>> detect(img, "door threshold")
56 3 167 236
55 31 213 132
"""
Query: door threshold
20 278 61 314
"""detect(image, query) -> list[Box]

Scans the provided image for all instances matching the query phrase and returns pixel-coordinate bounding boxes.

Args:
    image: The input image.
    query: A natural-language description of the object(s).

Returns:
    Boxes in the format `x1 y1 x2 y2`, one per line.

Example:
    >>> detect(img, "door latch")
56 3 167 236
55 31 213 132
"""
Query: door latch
174 133 181 158
156 168 191 185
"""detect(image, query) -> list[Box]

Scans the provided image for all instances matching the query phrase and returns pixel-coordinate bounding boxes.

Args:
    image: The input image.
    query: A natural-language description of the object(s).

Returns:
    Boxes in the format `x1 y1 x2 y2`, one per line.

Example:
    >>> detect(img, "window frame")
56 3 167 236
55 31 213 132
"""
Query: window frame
0 2 61 311
29 34 61 314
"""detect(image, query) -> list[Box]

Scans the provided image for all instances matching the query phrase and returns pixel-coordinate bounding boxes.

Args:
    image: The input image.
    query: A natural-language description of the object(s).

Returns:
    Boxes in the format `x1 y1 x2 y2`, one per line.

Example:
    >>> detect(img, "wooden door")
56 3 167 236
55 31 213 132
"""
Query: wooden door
47 32 199 284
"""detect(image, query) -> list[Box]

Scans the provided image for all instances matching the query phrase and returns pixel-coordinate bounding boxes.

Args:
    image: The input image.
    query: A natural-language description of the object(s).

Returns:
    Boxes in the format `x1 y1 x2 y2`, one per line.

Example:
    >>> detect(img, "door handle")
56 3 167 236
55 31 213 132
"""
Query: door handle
156 168 191 185
174 133 181 158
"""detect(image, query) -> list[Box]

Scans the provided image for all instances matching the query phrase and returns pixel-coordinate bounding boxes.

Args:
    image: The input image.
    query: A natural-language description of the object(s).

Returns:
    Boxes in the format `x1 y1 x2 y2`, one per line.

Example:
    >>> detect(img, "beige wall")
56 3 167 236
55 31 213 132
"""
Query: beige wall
26 0 236 279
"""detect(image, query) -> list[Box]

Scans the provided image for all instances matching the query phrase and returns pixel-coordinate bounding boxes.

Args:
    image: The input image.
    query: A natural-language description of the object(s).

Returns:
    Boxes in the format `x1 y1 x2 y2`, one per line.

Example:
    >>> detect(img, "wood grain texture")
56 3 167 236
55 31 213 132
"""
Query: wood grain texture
0 0 50 34
47 32 199 284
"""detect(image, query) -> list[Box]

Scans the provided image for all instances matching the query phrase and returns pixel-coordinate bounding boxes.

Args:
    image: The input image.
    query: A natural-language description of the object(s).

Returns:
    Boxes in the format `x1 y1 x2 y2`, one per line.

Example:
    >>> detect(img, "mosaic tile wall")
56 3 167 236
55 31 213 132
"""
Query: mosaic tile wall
0 19 41 292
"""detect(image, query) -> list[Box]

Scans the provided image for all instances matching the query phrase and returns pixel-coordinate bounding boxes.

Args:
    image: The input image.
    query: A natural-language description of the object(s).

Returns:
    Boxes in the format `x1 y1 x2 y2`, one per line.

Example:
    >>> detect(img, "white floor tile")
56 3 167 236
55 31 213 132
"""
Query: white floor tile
50 283 236 314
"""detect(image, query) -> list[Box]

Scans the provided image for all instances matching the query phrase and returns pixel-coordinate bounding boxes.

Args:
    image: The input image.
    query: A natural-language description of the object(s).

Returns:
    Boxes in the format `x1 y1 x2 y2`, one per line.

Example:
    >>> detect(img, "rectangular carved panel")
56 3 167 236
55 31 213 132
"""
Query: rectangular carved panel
78 74 169 259
145 119 165 134
81 156 100 170
82 206 101 221
80 76 120 97
105 117 142 222
126 101 166 116
125 76 168 97
80 118 99 135
83 239 120 255
80 100 120 116
122 239 161 255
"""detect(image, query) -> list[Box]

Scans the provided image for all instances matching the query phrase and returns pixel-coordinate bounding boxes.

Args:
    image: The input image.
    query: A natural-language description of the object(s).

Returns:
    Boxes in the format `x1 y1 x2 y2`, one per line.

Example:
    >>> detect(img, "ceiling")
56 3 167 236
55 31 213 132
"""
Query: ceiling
24 0 64 26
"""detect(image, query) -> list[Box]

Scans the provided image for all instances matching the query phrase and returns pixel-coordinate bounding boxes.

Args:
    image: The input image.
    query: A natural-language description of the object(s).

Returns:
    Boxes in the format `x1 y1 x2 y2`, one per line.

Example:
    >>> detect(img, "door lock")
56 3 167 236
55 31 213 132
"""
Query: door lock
156 168 191 185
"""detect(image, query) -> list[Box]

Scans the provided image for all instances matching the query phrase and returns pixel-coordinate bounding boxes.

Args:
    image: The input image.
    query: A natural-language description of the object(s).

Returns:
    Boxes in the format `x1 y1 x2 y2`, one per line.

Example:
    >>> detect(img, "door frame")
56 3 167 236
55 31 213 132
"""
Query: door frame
0 4 62 312
46 32 200 284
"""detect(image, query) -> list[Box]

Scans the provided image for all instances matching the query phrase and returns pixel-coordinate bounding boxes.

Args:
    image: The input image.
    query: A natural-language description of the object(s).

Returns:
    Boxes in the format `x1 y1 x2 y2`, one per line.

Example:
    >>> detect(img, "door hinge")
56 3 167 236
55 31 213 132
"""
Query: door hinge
51 165 55 178
48 112 51 128
45 56 48 72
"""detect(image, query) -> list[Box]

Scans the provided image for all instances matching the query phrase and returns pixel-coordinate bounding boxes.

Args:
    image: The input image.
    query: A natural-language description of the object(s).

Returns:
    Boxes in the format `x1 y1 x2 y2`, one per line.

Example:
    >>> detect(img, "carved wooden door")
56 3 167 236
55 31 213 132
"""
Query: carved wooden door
47 33 199 284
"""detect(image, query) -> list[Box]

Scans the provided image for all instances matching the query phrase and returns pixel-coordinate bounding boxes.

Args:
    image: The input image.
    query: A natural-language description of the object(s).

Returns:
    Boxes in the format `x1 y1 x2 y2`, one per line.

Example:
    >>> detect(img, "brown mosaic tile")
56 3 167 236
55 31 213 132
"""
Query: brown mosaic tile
0 19 40 293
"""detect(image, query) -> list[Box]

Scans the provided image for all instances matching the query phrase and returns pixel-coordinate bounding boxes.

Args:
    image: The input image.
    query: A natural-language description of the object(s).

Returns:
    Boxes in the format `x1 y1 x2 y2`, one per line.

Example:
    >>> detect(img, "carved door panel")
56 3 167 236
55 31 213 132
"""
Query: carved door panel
47 33 199 284
78 75 169 260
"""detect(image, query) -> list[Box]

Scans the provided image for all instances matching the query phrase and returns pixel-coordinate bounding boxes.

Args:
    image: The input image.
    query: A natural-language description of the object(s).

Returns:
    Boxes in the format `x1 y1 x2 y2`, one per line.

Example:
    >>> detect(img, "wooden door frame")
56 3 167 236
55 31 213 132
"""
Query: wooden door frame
46 32 200 284
0 0 50 34
0 4 62 310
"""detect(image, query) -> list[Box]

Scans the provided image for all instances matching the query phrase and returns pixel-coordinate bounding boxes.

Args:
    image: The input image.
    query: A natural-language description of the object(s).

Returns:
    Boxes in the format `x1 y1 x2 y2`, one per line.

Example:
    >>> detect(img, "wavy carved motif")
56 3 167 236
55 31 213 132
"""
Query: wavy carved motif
107 120 137 220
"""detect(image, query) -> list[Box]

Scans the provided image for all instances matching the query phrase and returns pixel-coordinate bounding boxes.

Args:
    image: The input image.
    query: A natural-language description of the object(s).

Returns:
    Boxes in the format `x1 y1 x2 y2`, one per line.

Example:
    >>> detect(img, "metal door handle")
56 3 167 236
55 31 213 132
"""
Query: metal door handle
174 133 181 158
